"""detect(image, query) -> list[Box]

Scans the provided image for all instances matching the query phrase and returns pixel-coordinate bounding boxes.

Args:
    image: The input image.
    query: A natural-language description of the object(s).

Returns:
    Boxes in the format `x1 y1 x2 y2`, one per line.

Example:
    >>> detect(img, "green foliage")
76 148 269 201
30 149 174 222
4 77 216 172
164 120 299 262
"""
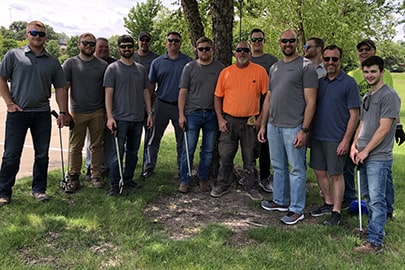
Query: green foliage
64 36 79 58
108 35 120 59
46 40 61 58
0 38 18 60
124 0 163 37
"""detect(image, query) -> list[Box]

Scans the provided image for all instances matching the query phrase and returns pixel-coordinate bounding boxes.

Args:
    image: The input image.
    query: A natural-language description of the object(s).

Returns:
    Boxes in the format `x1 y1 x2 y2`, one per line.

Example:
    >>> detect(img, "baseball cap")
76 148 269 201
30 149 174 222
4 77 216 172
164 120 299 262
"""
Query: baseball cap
356 39 376 50
138 32 151 39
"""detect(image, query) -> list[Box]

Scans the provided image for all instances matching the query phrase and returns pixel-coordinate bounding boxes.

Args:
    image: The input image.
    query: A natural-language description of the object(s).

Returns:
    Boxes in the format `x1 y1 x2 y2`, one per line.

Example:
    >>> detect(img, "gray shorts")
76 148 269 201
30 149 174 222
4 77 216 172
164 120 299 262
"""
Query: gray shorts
309 139 346 175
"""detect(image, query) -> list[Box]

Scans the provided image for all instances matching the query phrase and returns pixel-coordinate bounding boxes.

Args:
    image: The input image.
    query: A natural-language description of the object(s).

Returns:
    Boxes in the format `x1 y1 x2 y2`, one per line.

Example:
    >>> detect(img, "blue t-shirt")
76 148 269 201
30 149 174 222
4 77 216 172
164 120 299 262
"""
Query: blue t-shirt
312 70 360 142
149 52 191 102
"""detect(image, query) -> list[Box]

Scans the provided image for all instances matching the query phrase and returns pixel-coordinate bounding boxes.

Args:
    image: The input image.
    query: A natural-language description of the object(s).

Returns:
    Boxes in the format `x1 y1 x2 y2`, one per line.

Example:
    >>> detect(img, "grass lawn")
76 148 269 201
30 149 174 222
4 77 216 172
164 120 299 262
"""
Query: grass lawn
1 74 405 269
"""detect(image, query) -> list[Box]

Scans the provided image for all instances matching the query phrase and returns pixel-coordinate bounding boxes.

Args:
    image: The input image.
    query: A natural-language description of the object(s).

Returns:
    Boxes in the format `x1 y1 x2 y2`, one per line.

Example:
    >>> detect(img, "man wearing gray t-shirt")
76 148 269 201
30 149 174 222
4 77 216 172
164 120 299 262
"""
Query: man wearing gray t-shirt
258 29 318 225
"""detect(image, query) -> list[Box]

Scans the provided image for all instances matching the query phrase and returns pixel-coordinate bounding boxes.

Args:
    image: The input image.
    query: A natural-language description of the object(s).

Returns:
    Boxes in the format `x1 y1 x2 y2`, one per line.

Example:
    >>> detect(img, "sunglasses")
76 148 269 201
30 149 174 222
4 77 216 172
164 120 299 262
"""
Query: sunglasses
119 44 134 49
140 38 150 42
28 30 46 37
280 38 297 44
303 45 314 50
167 38 181 43
235 47 250 53
358 47 371 52
197 47 211 52
251 37 264 43
81 40 96 47
323 57 339 62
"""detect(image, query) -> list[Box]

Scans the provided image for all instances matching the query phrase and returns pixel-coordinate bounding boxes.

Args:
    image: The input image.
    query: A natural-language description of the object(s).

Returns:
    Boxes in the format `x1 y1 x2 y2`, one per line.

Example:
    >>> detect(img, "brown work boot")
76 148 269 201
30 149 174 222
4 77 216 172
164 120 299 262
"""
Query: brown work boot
178 182 188 193
91 178 104 188
353 241 383 254
65 174 80 193
199 180 210 192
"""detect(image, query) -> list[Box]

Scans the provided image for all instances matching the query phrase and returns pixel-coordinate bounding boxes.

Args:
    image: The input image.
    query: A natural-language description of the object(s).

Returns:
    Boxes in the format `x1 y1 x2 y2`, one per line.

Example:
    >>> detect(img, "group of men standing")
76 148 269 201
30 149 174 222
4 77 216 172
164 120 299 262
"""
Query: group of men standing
0 20 402 255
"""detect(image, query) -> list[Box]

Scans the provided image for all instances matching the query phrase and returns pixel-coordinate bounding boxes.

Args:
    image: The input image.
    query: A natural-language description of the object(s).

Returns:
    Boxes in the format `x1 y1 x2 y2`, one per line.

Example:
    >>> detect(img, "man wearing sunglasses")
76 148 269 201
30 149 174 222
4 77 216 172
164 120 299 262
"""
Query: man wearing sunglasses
211 41 268 201
309 45 360 226
177 37 225 193
248 28 278 194
143 32 192 179
104 35 153 196
0 20 69 206
303 37 327 79
351 56 400 254
258 29 318 225
62 33 108 192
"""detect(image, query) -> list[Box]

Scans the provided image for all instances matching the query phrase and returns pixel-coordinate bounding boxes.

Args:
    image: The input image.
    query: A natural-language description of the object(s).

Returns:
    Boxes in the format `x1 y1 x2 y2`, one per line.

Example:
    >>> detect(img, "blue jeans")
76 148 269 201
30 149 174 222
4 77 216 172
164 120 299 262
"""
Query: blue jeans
360 160 392 247
0 111 51 197
180 110 218 184
109 120 143 187
267 123 307 214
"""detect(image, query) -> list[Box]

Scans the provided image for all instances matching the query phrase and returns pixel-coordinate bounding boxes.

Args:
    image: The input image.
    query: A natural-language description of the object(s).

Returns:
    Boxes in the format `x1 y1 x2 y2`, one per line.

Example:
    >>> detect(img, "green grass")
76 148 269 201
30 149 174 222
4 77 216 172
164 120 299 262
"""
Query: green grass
1 75 405 269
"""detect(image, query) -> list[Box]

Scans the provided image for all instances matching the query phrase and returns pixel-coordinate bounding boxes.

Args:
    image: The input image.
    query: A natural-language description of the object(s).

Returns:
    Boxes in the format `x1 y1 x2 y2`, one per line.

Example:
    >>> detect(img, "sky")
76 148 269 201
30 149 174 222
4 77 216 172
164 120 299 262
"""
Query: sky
0 0 177 39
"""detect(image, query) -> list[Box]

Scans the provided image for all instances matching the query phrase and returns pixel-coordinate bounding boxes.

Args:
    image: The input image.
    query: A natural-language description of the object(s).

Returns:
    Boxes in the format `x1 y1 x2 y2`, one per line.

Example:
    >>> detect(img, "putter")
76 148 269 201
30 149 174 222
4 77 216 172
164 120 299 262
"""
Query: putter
357 166 363 232
113 129 124 194
183 127 192 177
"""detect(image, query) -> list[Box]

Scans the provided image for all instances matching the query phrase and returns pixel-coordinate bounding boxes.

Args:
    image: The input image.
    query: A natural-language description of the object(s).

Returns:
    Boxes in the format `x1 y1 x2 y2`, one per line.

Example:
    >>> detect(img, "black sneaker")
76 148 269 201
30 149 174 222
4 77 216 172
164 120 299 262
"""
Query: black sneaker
324 211 341 226
310 203 333 217
85 166 91 181
108 185 120 196
280 211 304 225
259 176 273 193
342 198 353 209
125 181 142 190
142 168 154 178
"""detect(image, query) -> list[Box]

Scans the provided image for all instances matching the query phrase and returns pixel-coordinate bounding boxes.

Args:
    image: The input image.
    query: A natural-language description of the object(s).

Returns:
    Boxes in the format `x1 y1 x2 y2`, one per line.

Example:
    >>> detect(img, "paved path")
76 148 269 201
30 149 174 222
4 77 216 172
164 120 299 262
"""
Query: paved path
0 93 174 180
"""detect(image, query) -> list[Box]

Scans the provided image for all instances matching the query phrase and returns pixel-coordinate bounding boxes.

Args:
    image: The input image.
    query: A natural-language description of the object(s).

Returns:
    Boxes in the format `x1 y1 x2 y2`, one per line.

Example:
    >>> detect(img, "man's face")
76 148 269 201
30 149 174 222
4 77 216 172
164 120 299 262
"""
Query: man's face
26 25 47 49
362 64 384 86
303 40 317 59
196 41 213 62
166 34 181 53
95 40 110 60
358 45 375 63
138 35 151 53
234 41 251 67
249 32 265 53
79 36 96 57
118 42 135 59
323 48 341 77
279 31 297 57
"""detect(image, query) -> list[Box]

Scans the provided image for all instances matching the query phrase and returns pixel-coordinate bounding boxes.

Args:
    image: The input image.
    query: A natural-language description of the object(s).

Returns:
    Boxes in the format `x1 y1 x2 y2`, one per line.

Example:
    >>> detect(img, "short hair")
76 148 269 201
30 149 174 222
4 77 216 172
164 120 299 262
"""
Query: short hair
236 40 251 50
26 20 46 32
308 37 324 49
167 31 181 39
118 35 134 46
96 37 109 44
196 36 213 47
322 44 343 58
79 33 96 41
361 55 384 71
250 28 265 38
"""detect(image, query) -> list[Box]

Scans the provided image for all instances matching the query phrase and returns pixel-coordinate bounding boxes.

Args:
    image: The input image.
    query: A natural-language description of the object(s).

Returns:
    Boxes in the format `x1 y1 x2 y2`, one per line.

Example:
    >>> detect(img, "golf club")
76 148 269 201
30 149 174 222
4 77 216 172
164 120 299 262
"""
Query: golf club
113 129 124 194
183 127 192 177
357 166 363 232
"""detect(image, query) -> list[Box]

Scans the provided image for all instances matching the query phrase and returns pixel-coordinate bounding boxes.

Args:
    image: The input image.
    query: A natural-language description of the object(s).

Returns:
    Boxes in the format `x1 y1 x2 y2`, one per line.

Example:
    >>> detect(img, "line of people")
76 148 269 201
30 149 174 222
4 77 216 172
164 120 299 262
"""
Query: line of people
0 21 403 255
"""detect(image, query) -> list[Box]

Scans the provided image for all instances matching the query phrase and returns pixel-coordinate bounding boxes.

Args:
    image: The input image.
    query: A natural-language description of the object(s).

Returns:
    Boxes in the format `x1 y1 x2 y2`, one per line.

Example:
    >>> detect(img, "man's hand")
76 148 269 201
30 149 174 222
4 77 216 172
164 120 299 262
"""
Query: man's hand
395 124 405 146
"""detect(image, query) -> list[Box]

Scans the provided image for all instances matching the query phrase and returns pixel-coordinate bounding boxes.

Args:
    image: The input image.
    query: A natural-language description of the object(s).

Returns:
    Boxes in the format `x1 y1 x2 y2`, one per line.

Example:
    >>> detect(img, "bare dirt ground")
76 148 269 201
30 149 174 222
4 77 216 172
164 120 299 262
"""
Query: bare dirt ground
144 168 321 245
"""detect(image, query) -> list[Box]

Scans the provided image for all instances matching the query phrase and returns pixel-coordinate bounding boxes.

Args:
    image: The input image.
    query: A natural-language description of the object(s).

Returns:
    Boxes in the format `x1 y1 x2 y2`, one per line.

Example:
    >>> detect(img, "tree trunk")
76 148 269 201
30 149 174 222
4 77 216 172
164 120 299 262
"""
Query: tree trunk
180 0 205 50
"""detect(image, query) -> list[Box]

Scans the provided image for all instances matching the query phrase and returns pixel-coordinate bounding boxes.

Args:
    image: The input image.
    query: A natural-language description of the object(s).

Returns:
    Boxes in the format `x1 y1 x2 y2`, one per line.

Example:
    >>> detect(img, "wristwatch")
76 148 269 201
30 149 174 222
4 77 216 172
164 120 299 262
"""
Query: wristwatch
301 127 309 134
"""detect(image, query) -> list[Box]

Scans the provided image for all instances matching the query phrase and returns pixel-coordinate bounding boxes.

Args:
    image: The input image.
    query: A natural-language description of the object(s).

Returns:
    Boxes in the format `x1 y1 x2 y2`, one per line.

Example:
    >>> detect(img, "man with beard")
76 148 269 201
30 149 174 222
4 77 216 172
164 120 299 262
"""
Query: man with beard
303 37 327 79
258 29 318 225
210 40 268 201
309 45 360 226
63 33 108 192
104 35 153 196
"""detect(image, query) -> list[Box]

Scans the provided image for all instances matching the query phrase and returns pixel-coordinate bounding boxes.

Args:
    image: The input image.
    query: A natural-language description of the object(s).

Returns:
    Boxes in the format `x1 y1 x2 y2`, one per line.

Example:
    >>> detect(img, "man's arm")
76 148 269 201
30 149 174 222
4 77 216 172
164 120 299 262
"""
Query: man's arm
337 108 359 155
55 85 70 127
143 87 153 128
294 87 317 148
257 91 271 143
178 87 188 130
0 76 22 112
105 87 115 132
214 96 228 134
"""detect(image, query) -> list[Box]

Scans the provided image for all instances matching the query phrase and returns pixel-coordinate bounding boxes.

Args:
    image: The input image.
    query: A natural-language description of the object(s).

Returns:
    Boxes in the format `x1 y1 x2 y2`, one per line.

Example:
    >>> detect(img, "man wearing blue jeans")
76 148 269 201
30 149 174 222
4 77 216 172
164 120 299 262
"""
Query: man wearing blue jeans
351 56 400 254
0 20 69 205
258 29 318 225
177 37 224 193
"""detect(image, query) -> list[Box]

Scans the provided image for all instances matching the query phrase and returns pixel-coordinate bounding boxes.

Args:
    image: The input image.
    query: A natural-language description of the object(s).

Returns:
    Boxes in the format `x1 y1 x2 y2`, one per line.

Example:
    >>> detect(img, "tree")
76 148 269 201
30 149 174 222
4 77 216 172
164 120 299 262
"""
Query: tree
180 0 205 47
46 40 61 58
65 36 79 58
0 39 18 60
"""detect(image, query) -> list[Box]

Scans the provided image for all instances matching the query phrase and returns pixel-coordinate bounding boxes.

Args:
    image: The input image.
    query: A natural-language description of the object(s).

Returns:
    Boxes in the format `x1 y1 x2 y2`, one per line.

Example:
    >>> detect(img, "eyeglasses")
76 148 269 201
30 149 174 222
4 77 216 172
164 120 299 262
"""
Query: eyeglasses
140 38 150 42
167 38 181 43
362 94 370 111
197 47 211 52
81 40 96 47
251 37 264 43
303 45 314 50
119 44 134 49
235 47 250 53
323 57 339 62
358 47 371 52
28 30 46 37
280 38 297 44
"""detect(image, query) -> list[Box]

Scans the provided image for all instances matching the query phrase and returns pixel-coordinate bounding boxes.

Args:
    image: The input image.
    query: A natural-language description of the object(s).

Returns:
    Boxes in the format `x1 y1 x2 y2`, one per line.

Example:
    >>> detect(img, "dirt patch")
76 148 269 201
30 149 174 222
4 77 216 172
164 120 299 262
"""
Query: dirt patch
144 169 320 243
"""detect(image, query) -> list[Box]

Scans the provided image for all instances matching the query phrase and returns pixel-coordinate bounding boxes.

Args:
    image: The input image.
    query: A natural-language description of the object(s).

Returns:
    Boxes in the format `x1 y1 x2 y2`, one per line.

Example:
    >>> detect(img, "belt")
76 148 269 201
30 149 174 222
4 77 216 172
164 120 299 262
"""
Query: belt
194 108 214 112
158 98 178 106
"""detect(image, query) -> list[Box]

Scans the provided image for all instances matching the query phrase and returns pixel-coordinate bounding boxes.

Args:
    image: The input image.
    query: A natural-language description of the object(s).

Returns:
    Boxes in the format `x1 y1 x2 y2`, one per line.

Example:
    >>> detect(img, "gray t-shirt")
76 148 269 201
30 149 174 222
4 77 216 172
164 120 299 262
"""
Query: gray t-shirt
268 56 318 127
179 60 225 113
133 51 159 73
0 46 66 112
357 84 400 161
103 61 148 122
63 56 107 113
251 53 278 75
